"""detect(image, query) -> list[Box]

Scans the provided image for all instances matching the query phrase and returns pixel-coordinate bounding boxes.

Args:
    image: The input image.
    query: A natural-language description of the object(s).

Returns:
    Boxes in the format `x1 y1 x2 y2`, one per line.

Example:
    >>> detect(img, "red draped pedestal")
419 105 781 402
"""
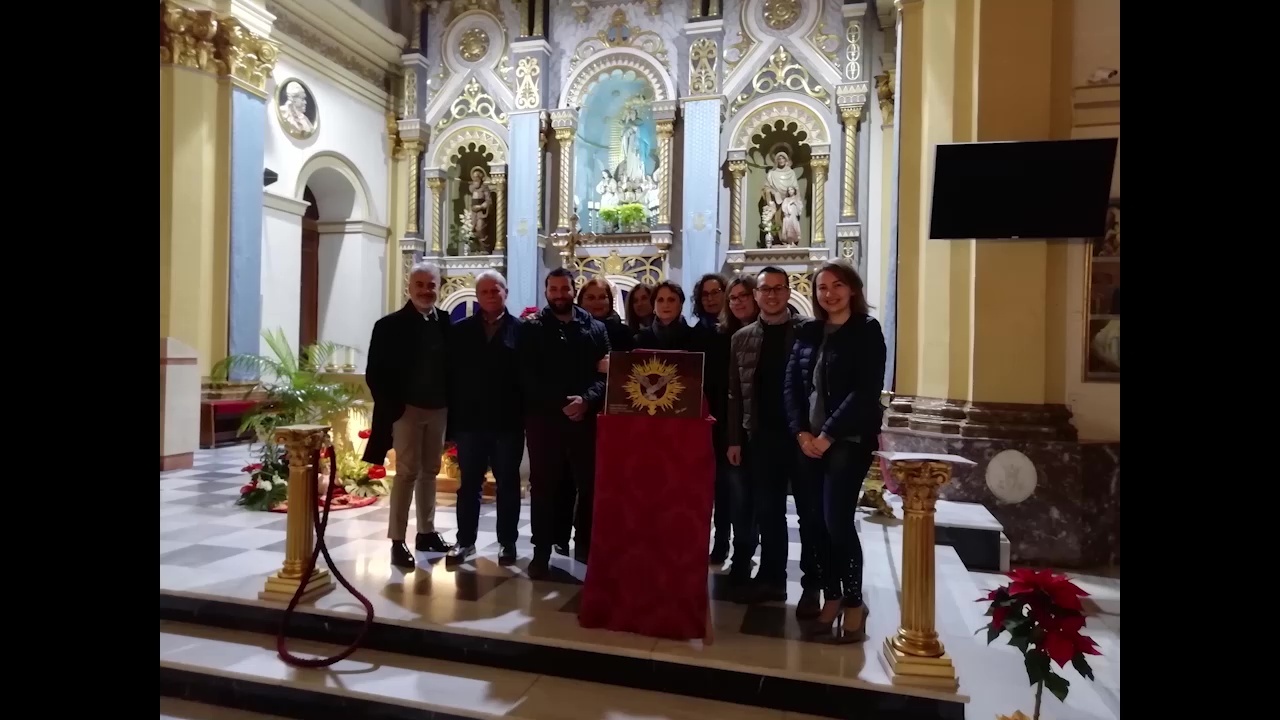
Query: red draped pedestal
578 411 716 641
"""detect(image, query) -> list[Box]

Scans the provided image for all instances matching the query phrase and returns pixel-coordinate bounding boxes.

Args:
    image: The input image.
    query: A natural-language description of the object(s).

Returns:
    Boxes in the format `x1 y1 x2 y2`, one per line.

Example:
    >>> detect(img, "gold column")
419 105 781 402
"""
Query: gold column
427 176 445 253
492 171 507 252
881 459 959 691
728 160 746 248
555 127 575 230
260 425 334 603
656 119 674 226
810 155 829 247
404 140 423 235
840 107 862 218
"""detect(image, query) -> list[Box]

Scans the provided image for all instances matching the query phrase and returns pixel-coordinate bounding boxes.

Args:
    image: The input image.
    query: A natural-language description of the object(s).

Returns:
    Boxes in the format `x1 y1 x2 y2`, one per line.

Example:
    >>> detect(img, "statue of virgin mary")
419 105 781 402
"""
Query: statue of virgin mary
615 106 650 186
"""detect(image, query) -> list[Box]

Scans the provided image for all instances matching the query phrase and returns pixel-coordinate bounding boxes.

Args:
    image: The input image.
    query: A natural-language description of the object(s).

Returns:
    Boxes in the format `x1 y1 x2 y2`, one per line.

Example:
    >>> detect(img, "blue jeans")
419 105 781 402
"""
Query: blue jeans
454 430 525 547
797 439 874 606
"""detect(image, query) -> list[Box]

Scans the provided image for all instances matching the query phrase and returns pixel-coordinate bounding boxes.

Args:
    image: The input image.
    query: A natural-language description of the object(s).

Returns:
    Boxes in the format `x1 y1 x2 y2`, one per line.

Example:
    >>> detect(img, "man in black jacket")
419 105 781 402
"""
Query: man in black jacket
725 266 819 615
445 270 524 567
363 262 454 569
518 268 611 579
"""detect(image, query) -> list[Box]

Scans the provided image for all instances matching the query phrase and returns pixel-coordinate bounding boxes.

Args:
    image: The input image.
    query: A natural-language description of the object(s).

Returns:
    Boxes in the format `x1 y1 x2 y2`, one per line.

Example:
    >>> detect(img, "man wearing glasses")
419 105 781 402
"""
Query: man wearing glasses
725 266 818 616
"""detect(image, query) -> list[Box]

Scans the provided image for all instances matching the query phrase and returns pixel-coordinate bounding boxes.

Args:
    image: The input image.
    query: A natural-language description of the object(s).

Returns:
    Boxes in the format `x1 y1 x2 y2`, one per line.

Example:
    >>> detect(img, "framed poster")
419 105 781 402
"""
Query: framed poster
1083 198 1120 382
604 351 705 418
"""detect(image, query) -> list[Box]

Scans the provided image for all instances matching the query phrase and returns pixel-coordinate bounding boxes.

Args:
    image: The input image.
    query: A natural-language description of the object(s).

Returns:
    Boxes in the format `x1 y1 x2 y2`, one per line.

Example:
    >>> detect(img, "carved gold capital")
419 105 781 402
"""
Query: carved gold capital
160 2 278 93
214 16 278 93
889 460 952 514
275 425 331 468
840 106 863 125
160 2 219 72
554 127 574 142
875 71 896 126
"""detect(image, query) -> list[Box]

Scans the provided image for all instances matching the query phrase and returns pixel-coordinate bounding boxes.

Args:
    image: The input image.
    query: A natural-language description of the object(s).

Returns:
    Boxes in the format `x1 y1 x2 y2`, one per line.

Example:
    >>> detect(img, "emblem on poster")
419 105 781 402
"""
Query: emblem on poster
605 351 704 418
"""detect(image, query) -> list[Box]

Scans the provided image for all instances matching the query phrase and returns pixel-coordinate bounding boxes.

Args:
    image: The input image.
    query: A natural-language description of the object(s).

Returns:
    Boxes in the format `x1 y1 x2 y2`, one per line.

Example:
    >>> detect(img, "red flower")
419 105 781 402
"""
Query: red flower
521 306 539 319
446 446 458 457
367 465 387 480
1006 568 1089 612
1040 613 1102 667
358 429 371 439
239 483 255 495
242 463 263 473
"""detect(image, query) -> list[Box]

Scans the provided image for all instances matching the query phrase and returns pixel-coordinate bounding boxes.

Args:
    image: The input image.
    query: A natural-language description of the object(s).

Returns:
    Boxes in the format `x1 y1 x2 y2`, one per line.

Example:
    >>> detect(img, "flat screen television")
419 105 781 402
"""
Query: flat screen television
928 138 1118 240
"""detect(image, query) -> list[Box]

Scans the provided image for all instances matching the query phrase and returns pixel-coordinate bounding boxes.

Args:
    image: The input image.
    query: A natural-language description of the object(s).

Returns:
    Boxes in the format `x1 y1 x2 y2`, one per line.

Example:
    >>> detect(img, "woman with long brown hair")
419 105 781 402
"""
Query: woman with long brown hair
783 261 885 642
624 283 655 334
715 274 760 578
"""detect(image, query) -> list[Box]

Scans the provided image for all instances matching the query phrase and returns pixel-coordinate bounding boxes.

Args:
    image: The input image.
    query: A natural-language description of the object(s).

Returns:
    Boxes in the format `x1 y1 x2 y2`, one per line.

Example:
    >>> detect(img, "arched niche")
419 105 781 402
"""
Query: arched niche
561 48 676 109
294 151 376 223
723 96 832 153
430 120 509 168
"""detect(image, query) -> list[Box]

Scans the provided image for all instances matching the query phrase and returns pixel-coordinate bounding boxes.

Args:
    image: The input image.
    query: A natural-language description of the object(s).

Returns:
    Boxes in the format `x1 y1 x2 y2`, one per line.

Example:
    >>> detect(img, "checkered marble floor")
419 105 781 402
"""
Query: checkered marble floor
161 444 1120 720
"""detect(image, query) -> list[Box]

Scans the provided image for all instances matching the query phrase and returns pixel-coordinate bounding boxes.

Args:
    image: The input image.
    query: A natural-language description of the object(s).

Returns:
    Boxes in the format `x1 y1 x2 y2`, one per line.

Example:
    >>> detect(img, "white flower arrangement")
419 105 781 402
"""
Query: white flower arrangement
456 210 475 255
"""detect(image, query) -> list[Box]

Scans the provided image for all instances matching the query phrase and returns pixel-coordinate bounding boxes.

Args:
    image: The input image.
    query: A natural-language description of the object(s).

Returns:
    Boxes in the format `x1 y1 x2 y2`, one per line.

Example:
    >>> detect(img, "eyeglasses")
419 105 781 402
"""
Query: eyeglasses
757 285 789 296
700 288 723 299
728 293 751 303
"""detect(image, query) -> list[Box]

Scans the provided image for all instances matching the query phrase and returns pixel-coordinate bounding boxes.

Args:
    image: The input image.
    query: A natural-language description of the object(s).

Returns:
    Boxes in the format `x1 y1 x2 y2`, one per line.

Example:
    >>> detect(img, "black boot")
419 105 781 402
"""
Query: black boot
390 541 416 569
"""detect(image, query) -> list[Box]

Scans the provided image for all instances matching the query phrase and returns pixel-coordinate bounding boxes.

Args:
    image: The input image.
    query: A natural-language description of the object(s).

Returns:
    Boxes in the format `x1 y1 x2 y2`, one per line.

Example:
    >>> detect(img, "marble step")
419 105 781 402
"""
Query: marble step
874 496 1010 572
161 697 289 720
159 622 824 720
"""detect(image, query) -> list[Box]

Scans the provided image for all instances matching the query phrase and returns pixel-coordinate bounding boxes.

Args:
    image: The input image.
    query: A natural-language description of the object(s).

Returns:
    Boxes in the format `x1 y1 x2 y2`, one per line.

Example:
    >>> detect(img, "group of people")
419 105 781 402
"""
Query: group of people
361 260 885 640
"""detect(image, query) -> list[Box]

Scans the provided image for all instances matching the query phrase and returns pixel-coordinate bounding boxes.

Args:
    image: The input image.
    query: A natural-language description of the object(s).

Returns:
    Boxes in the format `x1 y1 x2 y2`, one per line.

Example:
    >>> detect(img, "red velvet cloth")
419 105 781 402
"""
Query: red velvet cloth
207 400 256 414
578 411 716 640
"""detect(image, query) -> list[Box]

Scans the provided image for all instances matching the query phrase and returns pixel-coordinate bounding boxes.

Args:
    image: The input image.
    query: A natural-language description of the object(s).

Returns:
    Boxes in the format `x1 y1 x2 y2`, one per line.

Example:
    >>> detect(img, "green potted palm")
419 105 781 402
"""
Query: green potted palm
210 329 358 511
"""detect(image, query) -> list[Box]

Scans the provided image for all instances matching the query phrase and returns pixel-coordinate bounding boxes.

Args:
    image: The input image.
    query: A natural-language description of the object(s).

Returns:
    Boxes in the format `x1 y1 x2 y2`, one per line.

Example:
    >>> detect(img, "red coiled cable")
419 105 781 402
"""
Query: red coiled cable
276 445 375 667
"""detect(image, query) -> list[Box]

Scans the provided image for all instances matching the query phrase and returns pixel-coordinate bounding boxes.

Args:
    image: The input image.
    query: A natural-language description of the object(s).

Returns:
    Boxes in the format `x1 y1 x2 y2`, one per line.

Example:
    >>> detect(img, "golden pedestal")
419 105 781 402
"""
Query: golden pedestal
878 455 972 693
260 567 333 604
260 424 334 604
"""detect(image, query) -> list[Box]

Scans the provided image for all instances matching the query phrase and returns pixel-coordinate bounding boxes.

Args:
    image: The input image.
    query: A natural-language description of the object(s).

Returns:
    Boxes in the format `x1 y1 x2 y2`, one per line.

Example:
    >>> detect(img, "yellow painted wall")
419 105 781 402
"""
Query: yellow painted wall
159 65 231 376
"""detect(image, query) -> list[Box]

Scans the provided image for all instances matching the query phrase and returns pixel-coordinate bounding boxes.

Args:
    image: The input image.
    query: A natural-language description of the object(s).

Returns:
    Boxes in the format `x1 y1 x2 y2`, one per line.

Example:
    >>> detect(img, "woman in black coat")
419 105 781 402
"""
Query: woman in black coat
633 281 699 351
578 277 634 352
783 262 886 641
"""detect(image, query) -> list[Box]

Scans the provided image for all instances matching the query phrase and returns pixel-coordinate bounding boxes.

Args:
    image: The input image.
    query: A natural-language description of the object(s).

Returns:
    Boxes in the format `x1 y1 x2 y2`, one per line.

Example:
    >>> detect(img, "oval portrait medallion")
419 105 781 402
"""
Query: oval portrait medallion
985 449 1038 504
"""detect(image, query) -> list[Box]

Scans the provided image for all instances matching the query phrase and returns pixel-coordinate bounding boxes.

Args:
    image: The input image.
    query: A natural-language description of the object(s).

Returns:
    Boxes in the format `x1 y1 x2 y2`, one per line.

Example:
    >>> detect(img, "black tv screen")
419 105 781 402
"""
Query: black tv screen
928 138 1118 240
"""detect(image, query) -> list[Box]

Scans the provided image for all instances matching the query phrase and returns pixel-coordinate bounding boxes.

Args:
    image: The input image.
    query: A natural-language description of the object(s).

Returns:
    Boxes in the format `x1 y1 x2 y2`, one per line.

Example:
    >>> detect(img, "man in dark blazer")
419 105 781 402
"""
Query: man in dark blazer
445 270 525 567
517 268 611 579
363 262 454 569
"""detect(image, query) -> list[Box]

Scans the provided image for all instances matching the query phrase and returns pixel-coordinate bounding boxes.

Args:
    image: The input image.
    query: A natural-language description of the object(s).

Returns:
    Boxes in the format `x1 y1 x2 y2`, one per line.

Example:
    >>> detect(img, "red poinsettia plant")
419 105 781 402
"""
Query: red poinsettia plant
336 428 389 498
978 568 1102 720
520 306 539 320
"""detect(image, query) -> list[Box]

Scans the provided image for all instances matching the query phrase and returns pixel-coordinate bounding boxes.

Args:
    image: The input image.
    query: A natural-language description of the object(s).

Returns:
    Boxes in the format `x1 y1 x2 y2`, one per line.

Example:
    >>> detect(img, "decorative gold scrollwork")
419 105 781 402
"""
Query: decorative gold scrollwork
731 46 831 116
689 38 718 95
459 27 489 62
515 57 542 110
437 77 507 132
569 9 670 72
762 0 800 31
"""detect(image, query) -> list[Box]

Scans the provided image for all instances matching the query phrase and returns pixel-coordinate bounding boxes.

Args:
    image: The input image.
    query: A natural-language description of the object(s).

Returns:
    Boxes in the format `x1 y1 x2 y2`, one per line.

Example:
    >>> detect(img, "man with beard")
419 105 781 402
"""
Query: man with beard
363 263 454 569
517 268 611 579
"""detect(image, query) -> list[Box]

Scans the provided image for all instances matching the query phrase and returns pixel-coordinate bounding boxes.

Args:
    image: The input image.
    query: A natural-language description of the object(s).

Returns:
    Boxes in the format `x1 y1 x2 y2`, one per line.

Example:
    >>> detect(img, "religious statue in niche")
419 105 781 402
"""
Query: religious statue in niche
616 106 650 187
468 167 492 253
760 149 802 247
780 186 804 246
276 79 319 140
596 170 619 212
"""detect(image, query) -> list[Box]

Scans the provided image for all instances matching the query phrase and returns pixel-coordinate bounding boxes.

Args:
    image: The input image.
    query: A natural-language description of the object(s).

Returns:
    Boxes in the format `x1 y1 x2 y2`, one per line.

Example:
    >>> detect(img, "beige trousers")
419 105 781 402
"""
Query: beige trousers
387 405 448 541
